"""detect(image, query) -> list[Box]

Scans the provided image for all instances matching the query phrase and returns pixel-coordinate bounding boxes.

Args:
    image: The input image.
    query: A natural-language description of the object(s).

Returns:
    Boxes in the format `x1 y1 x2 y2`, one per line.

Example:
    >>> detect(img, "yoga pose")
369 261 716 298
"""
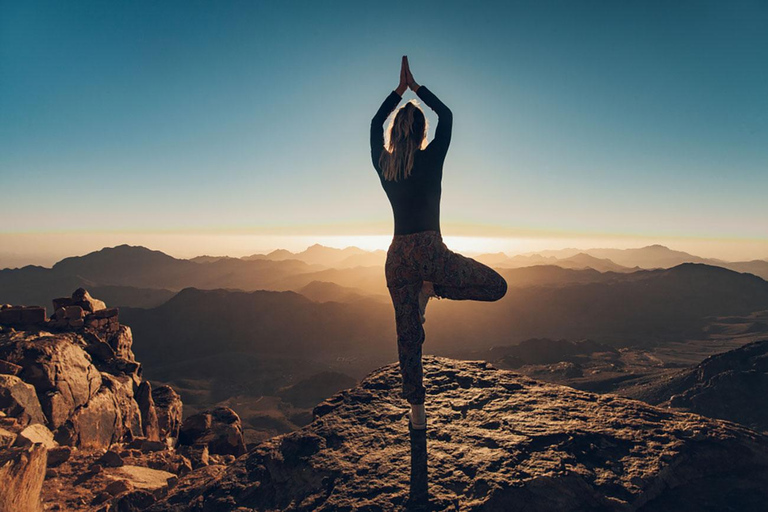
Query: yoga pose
371 56 508 430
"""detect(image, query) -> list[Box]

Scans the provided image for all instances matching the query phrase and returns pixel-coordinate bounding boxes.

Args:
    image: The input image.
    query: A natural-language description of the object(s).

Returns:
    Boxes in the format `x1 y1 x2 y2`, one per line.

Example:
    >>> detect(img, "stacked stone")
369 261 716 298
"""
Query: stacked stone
49 288 120 335
0 305 47 327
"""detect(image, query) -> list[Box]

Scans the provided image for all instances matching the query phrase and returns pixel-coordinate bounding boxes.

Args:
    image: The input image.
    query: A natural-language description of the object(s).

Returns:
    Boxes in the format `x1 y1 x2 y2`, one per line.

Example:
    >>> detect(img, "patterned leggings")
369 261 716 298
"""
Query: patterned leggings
385 230 508 404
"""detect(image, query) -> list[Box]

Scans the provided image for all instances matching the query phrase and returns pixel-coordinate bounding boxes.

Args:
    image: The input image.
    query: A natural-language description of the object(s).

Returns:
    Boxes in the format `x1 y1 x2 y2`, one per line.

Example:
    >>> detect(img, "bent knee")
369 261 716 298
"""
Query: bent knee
491 276 507 301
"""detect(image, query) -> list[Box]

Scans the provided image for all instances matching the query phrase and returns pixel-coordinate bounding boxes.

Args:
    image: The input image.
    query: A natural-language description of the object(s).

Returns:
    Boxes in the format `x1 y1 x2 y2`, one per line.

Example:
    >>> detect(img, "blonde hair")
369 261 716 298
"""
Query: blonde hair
379 100 429 181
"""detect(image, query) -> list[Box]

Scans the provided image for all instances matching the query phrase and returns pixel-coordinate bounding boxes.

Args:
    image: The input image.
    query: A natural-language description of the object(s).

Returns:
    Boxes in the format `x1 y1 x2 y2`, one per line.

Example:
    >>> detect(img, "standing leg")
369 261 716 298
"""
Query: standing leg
387 280 427 404
428 243 507 301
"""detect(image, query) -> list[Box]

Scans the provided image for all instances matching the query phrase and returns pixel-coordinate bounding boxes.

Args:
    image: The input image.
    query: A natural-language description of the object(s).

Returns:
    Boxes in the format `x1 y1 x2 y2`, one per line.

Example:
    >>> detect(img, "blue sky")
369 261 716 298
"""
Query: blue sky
1 0 767 261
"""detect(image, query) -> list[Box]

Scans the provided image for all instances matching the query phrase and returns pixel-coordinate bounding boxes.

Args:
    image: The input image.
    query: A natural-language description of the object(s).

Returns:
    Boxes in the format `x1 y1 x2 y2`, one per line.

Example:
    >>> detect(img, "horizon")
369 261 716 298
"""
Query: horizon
2 1 767 264
2 234 767 270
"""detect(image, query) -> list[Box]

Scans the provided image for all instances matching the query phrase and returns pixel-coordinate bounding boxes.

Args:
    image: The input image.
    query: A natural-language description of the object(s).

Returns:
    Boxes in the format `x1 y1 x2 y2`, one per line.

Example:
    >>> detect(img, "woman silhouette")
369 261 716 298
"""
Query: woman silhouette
371 56 508 429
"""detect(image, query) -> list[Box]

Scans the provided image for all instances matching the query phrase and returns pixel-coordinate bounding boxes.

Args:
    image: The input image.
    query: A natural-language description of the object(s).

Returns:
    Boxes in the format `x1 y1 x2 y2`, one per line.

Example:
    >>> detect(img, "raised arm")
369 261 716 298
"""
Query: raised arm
415 85 453 158
403 58 453 158
370 90 402 171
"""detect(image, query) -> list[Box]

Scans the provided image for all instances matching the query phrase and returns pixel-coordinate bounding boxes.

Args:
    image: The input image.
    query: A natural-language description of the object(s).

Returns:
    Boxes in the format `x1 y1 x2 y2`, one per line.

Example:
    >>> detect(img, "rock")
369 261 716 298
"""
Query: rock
153 356 768 512
152 385 183 440
107 325 135 361
99 449 124 468
177 445 209 469
127 437 167 452
64 305 85 320
136 381 160 441
102 373 143 440
71 288 107 313
0 333 102 429
55 389 119 449
178 407 246 457
15 423 56 449
105 479 135 496
0 426 16 447
0 359 22 376
0 374 47 425
107 465 176 492
0 445 47 512
46 446 72 467
0 306 47 327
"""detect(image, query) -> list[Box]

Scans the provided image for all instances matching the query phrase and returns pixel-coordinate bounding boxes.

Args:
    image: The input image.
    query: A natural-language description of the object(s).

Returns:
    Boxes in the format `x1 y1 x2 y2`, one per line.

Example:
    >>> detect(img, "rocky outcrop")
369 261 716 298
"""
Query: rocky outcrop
0 445 47 512
0 289 181 451
155 356 768 512
632 339 768 432
0 288 181 449
178 407 247 457
0 289 194 511
153 385 183 441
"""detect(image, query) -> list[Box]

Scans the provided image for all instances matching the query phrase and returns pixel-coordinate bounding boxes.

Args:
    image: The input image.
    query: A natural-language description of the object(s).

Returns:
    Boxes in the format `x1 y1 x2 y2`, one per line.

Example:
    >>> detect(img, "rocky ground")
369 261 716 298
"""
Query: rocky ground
152 356 768 512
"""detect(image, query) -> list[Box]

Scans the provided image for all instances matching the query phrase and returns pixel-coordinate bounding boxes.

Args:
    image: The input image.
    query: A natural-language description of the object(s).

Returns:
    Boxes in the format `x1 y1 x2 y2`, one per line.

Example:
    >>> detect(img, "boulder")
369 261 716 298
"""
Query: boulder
0 374 47 426
107 325 135 361
136 381 160 441
106 465 176 494
0 445 47 512
71 288 107 313
54 389 119 449
177 407 246 457
102 373 143 440
152 385 183 440
0 333 102 429
154 356 768 512
14 423 56 449
99 449 124 468
46 446 72 467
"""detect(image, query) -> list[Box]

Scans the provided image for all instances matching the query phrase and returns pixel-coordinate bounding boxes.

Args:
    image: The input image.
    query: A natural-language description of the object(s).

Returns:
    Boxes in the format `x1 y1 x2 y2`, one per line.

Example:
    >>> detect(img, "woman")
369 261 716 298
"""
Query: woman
371 56 508 430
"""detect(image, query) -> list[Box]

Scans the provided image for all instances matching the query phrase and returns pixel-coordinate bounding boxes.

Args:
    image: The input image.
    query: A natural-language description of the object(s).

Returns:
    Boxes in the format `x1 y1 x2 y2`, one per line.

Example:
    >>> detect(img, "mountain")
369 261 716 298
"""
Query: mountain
629 339 768 432
428 263 768 351
721 260 768 281
244 244 370 267
151 357 768 512
479 252 633 272
297 281 387 304
120 287 395 367
0 245 325 302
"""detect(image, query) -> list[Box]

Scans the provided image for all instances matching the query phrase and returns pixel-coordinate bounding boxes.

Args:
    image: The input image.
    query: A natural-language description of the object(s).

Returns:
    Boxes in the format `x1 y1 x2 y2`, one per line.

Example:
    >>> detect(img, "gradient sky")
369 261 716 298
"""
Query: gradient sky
1 0 767 263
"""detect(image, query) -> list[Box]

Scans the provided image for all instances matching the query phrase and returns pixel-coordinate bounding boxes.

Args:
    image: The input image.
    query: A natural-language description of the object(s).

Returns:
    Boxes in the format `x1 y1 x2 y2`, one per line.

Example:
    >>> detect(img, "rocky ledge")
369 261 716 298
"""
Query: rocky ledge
154 356 768 512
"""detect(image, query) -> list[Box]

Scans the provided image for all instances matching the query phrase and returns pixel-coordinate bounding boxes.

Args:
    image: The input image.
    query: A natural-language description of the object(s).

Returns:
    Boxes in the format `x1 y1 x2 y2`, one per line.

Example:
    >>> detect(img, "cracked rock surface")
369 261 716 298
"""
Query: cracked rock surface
154 356 768 511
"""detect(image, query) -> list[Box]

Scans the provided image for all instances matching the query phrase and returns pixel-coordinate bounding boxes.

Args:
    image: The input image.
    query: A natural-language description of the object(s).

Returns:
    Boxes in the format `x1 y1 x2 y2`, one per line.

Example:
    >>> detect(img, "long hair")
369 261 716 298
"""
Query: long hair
379 100 429 182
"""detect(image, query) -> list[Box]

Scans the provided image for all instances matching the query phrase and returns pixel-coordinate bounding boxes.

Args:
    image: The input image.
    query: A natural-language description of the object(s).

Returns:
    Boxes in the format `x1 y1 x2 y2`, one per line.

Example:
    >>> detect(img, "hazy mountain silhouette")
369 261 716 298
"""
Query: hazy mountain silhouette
297 281 388 304
477 252 633 272
243 243 370 267
0 245 326 298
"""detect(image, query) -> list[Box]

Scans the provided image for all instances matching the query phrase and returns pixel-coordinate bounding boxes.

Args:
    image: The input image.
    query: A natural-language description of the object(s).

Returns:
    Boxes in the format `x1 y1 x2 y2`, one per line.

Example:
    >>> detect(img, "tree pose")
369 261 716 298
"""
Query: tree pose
371 56 508 430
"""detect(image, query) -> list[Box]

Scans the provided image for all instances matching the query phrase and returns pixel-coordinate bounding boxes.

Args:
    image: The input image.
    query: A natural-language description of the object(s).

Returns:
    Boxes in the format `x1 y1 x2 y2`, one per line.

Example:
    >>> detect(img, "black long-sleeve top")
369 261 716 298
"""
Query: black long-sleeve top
370 85 453 235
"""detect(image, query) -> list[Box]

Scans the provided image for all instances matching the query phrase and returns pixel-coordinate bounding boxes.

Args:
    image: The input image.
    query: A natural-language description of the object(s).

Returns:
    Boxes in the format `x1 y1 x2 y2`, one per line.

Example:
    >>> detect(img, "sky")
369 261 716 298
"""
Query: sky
1 0 767 266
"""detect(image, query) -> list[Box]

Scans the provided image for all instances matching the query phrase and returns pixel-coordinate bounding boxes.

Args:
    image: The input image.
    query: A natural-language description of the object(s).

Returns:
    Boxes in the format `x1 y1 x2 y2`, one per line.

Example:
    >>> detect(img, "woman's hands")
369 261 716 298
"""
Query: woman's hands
395 56 420 95
396 56 408 96
404 56 420 92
